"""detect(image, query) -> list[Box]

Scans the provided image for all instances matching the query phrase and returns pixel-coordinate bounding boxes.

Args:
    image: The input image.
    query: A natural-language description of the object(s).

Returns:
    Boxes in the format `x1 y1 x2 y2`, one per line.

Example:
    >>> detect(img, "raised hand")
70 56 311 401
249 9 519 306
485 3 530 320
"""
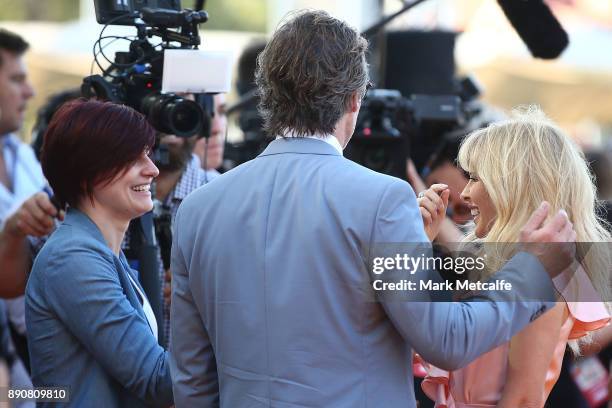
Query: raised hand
4 192 63 238
519 201 576 278
417 184 450 241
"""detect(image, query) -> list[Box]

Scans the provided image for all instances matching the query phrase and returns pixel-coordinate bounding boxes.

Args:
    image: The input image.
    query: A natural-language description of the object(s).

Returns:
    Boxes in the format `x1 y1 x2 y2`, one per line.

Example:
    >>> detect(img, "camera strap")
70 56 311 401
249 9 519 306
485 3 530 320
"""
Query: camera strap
154 204 173 271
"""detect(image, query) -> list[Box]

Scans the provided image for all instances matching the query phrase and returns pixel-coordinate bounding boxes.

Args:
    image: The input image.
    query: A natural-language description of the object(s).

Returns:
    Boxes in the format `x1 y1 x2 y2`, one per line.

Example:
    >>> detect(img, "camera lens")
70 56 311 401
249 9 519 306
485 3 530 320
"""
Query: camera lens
141 93 204 137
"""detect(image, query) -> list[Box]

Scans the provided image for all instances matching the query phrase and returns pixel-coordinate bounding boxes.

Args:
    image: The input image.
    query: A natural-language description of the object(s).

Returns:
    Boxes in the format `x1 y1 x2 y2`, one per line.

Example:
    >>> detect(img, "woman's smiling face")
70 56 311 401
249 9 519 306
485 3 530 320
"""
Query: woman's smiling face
460 173 497 238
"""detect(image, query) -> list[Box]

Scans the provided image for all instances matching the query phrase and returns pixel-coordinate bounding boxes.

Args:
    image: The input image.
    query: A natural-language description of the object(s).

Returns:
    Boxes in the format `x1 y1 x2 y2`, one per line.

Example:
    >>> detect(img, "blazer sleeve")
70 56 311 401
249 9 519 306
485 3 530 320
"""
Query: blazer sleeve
369 178 556 371
169 206 219 407
41 244 173 407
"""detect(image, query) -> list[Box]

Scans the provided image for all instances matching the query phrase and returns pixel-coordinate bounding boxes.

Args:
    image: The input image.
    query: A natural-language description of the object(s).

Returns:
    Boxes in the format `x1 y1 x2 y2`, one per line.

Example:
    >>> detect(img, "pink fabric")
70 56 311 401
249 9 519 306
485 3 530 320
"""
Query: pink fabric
421 265 610 408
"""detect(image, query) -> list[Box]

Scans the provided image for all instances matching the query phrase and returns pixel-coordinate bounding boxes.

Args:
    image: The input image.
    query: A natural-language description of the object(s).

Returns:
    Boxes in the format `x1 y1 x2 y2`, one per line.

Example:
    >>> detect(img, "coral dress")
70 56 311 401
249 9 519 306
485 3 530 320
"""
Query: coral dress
420 266 611 408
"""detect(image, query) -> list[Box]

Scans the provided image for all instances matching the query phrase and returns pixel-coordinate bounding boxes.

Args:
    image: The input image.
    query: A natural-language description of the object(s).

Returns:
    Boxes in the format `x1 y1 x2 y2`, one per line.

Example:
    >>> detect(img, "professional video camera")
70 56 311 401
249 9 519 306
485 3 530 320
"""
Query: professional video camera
345 76 482 179
80 1 233 346
82 0 216 138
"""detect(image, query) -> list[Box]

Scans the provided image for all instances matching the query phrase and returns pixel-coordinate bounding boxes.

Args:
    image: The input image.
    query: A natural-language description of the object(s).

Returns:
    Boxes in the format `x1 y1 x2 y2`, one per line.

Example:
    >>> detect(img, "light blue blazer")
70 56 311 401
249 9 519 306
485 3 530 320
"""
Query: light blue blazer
26 209 173 407
170 137 555 407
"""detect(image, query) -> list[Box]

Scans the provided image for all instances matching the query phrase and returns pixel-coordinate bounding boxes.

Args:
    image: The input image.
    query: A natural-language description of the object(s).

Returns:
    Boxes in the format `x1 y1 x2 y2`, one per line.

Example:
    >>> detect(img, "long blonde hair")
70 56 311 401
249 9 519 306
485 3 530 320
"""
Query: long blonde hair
457 106 611 351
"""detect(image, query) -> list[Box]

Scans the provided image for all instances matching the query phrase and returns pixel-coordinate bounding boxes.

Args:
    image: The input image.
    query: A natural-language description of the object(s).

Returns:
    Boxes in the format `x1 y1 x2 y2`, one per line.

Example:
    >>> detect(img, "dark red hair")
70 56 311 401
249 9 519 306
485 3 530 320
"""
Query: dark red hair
41 99 155 208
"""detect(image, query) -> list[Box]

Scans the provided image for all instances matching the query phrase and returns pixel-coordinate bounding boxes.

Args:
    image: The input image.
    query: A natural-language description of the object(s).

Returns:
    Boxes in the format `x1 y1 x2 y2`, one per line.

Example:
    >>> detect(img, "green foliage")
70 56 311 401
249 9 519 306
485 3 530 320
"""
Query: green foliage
0 0 266 32
199 0 266 33
0 0 80 22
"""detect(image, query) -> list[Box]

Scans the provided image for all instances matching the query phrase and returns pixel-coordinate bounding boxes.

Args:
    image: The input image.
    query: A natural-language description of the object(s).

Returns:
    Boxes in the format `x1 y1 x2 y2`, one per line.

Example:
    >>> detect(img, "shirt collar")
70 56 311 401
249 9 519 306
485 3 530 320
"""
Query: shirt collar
277 131 343 155
165 155 205 203
1 134 19 156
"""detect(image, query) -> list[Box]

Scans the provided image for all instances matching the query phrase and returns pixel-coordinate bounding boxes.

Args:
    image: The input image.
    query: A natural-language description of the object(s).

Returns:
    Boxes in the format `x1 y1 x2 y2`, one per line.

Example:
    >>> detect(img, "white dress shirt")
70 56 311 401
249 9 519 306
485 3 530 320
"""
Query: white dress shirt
126 272 159 341
1 134 47 336
277 132 343 155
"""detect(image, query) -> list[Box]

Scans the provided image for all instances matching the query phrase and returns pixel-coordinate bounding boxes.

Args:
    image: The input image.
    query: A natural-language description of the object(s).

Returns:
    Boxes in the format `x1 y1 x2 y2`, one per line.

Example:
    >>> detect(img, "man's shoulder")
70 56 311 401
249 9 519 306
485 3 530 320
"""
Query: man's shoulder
3 133 44 182
4 133 36 158
181 152 409 204
320 156 412 199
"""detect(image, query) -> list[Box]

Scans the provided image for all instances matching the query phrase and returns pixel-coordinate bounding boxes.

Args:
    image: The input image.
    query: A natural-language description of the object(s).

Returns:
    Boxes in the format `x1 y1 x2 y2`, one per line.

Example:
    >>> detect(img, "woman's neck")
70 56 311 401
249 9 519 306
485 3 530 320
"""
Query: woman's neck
78 203 129 256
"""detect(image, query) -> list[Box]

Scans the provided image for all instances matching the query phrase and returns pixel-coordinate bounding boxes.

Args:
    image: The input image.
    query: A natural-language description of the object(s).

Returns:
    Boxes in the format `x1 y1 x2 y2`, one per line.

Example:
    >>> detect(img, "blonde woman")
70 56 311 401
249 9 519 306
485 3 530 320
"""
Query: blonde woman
418 107 611 408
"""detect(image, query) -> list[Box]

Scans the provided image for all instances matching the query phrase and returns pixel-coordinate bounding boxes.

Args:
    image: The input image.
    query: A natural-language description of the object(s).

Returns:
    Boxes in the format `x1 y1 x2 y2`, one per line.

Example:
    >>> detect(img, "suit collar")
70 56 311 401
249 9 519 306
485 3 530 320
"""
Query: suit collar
258 137 343 158
64 208 141 281
64 207 108 246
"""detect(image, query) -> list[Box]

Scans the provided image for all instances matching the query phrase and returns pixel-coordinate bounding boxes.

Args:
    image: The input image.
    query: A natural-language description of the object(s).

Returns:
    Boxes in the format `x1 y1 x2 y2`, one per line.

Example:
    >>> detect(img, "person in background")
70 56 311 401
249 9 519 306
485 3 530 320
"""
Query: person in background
406 135 468 244
127 120 212 347
26 99 173 407
0 89 79 299
547 146 612 408
193 93 228 181
30 88 82 161
0 30 56 405
124 92 227 347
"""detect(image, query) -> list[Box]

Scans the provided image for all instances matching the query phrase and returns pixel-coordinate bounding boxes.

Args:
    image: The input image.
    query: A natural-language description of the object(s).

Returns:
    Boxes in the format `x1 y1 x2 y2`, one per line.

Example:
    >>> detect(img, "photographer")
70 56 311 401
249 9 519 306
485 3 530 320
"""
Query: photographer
193 93 227 180
122 94 227 347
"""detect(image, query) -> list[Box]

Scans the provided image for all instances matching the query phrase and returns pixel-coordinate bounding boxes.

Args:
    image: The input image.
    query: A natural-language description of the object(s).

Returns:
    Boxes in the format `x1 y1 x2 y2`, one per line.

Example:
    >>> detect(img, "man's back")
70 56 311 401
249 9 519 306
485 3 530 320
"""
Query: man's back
172 137 427 406
172 136 558 407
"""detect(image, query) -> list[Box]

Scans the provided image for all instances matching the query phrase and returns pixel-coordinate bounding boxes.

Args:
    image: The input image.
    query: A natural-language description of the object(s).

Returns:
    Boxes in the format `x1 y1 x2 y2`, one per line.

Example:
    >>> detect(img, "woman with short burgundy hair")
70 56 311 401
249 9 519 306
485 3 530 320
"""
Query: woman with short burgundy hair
26 99 173 407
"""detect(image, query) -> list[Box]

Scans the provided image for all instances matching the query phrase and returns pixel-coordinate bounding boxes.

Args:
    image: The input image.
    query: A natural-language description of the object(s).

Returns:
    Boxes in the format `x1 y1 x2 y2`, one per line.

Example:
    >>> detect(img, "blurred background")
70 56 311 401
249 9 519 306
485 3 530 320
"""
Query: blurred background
0 0 611 149
1 1 610 406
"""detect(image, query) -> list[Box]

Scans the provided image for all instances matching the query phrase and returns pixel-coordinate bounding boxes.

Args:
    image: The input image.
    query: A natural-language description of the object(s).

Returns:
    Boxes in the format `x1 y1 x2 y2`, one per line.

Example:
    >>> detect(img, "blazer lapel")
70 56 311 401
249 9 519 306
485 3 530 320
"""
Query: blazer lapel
114 256 147 321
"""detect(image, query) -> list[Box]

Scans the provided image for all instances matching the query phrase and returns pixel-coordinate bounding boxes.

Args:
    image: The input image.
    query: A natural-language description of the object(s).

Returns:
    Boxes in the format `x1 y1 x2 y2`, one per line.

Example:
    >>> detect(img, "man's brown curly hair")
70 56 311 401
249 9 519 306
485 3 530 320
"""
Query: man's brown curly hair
255 10 369 137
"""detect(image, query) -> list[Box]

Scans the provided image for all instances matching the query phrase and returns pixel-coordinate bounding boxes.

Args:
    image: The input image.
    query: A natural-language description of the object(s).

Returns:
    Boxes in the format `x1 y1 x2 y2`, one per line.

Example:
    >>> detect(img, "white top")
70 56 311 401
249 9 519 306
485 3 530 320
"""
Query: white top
278 132 343 155
0 134 47 225
126 272 159 341
1 134 47 336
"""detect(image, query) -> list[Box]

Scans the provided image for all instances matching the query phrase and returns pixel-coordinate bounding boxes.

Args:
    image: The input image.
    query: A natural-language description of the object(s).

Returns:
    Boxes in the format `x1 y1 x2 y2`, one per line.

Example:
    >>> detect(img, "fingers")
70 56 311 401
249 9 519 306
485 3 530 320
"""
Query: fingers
549 210 570 234
420 207 432 226
440 189 450 209
29 195 56 227
34 193 58 218
428 184 448 194
18 216 48 237
23 195 55 232
418 195 438 217
423 189 446 215
558 216 575 242
521 201 550 236
8 193 58 238
535 210 570 242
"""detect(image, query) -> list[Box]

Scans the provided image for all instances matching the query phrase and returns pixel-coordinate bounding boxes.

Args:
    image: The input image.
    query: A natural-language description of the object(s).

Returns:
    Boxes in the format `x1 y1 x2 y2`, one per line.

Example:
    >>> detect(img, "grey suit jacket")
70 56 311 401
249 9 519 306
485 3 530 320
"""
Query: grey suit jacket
26 209 173 407
170 137 555 407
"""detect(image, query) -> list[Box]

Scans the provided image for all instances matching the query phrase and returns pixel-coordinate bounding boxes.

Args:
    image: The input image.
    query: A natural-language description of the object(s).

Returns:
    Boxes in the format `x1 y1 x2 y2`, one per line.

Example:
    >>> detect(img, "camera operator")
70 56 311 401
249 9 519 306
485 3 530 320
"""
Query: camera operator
124 93 222 347
193 93 227 180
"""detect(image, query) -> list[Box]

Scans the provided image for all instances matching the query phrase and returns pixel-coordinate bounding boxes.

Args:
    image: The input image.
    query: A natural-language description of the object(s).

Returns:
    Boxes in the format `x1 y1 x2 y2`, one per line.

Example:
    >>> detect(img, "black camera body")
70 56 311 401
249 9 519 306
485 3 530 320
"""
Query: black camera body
93 0 181 25
345 88 474 179
83 0 210 138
